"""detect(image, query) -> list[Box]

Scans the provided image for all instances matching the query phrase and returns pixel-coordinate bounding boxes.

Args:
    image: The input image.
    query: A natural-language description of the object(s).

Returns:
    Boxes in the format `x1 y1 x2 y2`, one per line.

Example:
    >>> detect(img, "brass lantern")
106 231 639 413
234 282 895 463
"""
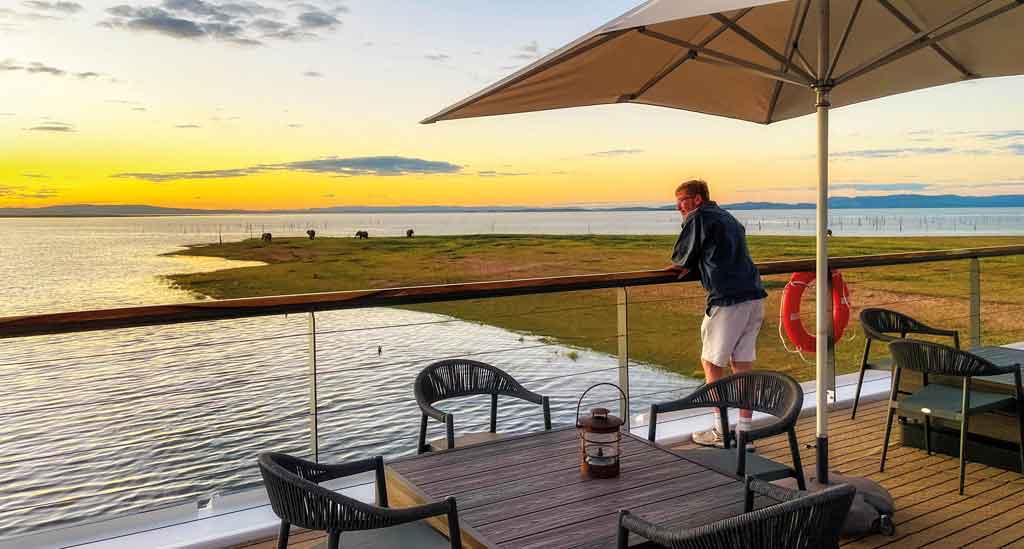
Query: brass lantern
576 383 626 479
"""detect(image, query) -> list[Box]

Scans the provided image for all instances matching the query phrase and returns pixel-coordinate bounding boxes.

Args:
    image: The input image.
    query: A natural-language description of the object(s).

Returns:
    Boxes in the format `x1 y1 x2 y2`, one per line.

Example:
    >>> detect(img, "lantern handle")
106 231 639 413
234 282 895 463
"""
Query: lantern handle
575 382 628 428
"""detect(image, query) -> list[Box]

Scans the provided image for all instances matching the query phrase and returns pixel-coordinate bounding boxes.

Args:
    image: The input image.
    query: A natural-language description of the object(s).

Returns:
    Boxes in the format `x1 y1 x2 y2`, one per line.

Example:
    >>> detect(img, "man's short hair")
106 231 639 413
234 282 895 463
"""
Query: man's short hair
675 179 710 201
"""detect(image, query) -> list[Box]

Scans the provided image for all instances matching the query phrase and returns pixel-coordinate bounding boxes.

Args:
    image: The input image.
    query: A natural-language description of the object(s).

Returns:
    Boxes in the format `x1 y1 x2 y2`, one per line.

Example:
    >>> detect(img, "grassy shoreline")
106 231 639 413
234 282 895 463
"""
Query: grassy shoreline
165 235 1024 381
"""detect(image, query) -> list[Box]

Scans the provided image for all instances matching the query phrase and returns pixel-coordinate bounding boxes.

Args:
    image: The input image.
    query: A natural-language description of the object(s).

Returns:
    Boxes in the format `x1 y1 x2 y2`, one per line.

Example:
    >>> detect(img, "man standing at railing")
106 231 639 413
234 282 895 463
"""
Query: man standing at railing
666 180 768 447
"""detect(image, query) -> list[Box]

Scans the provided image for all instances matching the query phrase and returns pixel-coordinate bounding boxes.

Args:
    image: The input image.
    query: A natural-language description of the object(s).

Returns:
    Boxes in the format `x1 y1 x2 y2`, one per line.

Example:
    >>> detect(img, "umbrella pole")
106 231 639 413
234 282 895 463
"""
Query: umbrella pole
815 0 832 485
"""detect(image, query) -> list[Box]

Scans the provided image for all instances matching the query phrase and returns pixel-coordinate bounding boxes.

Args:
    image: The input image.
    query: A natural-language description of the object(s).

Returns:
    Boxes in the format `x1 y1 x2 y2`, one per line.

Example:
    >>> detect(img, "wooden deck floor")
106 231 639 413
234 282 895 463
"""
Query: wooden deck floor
237 396 1024 549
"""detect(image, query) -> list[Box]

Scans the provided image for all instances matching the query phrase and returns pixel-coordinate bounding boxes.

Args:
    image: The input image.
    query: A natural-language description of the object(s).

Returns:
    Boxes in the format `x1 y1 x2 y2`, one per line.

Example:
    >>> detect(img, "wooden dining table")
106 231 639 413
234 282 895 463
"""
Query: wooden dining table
384 426 770 548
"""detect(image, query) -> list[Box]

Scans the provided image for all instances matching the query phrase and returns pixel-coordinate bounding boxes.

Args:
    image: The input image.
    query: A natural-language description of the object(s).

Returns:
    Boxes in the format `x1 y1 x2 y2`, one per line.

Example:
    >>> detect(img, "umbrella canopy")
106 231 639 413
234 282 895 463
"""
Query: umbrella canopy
421 0 1024 481
422 0 1024 125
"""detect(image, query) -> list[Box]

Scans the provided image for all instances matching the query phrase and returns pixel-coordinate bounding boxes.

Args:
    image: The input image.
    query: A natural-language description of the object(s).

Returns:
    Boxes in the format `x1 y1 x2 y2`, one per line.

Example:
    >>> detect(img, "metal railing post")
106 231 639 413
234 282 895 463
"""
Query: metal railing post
617 287 630 430
308 312 319 462
970 257 981 348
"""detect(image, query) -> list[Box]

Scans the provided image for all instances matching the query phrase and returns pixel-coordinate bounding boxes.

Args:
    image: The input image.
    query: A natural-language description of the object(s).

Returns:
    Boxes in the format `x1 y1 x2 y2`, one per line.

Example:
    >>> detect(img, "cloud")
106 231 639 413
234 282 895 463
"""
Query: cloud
100 1 342 45
21 173 48 178
477 170 529 177
975 130 1024 141
175 123 201 128
3 58 108 79
22 1 83 13
26 121 75 132
0 112 15 116
587 148 644 157
1009 144 1024 156
425 53 449 62
303 70 323 77
830 147 953 159
0 184 60 199
132 106 148 111
111 155 464 181
513 40 541 60
830 182 933 191
287 123 303 128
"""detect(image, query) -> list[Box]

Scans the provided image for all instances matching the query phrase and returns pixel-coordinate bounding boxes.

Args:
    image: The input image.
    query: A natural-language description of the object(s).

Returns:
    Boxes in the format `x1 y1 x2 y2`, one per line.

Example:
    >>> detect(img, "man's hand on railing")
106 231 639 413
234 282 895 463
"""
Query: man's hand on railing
664 265 690 280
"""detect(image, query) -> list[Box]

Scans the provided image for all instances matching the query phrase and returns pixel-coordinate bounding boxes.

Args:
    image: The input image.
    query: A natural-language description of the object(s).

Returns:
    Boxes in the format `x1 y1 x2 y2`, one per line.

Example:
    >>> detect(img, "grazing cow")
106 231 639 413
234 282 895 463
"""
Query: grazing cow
306 229 316 240
406 229 415 238
355 230 369 239
261 232 272 242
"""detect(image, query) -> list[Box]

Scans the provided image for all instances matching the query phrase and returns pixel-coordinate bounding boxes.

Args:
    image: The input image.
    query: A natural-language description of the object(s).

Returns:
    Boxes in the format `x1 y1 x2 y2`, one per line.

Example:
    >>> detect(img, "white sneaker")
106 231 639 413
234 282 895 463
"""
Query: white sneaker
692 427 725 448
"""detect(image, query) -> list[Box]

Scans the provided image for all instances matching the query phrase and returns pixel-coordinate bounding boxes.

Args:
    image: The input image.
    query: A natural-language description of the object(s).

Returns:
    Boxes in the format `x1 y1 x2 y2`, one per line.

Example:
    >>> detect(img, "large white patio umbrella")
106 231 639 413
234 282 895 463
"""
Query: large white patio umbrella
422 0 1024 480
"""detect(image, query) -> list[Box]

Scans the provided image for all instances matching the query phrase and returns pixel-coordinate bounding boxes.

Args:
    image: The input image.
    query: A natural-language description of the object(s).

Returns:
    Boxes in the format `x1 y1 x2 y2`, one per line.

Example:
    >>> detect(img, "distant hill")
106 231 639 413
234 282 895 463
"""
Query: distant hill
1 194 1023 217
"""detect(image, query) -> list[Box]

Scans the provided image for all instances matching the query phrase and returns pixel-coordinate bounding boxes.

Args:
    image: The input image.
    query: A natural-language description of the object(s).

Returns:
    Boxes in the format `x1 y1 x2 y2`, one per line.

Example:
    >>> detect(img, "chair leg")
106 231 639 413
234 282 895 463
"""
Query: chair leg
1018 401 1024 475
880 406 896 472
447 501 462 549
276 521 289 549
787 429 806 490
418 413 428 454
924 416 932 455
959 413 969 496
851 365 867 420
328 532 340 549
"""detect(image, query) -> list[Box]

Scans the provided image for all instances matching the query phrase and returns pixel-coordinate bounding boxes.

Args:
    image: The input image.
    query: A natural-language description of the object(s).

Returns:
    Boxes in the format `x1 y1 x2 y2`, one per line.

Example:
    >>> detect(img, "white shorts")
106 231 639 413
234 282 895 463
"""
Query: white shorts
700 298 765 368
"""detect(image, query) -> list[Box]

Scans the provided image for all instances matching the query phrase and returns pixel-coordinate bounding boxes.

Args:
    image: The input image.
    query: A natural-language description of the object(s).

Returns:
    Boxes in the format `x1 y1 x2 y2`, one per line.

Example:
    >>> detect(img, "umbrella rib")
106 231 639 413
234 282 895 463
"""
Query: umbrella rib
767 0 813 124
876 0 976 79
639 28 813 87
835 0 1003 85
621 8 753 103
710 12 815 83
824 0 864 82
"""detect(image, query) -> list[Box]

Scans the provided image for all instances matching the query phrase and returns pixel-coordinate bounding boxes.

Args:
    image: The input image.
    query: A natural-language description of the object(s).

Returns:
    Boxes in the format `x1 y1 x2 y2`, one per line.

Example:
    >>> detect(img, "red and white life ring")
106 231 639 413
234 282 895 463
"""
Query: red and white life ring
780 270 851 353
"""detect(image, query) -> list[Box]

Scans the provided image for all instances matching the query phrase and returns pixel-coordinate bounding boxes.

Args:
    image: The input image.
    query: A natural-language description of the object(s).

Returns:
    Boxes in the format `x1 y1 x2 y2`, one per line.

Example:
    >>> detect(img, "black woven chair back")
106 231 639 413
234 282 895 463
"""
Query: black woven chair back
621 481 855 549
686 371 803 424
889 339 1003 377
259 452 389 532
415 359 542 406
860 308 929 341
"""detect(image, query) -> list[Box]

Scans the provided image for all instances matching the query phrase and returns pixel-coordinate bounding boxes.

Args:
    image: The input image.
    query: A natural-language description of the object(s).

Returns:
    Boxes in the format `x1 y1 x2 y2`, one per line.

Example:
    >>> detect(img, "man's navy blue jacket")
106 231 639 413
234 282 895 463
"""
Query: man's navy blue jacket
671 201 767 314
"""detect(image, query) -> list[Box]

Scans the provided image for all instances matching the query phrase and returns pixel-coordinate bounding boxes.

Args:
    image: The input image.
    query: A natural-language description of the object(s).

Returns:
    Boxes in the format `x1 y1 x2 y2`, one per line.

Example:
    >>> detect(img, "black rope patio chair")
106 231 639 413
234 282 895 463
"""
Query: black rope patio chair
852 308 960 419
647 371 806 489
258 452 461 549
882 339 1024 495
617 477 855 549
415 358 551 453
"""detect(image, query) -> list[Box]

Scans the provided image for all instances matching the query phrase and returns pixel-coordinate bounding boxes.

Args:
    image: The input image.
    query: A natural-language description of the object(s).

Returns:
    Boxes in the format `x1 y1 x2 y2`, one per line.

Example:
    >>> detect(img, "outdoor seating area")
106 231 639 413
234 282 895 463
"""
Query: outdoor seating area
239 393 1024 549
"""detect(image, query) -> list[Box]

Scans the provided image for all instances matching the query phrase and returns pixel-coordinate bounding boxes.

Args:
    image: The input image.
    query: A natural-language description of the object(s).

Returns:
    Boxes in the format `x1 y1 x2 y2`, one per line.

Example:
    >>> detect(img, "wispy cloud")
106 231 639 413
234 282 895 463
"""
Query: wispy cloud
425 53 450 62
21 172 48 178
830 182 932 191
303 70 323 77
1008 143 1024 156
830 147 952 159
0 184 60 199
22 1 83 13
26 121 75 132
112 155 464 181
287 123 303 128
587 148 644 158
512 40 541 60
2 58 108 79
100 1 345 46
975 130 1024 141
477 170 529 177
175 123 201 128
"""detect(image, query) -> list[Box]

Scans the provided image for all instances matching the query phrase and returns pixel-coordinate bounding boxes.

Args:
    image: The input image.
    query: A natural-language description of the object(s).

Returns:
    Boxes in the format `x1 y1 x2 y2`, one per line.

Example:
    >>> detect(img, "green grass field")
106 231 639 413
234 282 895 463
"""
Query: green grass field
165 235 1024 381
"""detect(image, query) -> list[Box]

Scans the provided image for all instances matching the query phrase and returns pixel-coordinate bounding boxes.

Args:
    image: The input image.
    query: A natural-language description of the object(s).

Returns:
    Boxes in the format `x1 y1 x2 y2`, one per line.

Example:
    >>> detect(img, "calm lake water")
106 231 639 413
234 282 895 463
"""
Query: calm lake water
1 208 1022 540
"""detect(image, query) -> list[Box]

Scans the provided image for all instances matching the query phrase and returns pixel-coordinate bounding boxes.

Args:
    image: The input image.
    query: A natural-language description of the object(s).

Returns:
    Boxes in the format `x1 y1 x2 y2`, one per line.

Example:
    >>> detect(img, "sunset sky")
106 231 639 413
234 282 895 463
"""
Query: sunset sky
3 0 1024 209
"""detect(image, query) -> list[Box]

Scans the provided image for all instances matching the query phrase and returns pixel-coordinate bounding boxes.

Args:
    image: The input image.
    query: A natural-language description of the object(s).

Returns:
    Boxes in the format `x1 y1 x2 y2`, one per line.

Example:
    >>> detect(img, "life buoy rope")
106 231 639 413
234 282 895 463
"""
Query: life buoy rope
780 270 851 354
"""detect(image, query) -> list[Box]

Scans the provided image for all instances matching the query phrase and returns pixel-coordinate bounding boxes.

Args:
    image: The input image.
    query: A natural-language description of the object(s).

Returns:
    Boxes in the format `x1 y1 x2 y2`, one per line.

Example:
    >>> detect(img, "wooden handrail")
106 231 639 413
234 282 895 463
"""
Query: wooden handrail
2 245 1022 339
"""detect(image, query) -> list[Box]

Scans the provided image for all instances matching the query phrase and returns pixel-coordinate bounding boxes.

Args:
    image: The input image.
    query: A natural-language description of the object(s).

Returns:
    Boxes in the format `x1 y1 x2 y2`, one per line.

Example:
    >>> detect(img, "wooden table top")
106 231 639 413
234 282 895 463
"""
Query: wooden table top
970 346 1024 386
384 427 759 548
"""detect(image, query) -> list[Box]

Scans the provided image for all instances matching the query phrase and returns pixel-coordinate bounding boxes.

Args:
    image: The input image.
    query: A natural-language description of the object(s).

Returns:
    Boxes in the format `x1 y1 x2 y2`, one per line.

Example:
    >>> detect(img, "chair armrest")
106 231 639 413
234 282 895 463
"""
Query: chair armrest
618 510 680 544
378 497 456 523
982 363 1022 377
418 400 448 423
746 477 801 503
279 454 381 483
